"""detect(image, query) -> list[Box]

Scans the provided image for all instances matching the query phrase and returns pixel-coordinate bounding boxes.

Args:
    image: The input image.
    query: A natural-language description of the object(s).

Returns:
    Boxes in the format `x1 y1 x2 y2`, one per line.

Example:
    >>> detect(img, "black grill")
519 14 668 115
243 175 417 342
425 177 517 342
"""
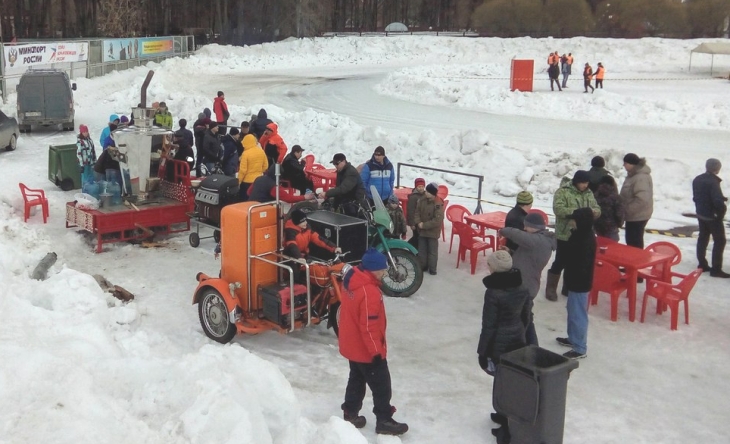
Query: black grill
194 174 239 226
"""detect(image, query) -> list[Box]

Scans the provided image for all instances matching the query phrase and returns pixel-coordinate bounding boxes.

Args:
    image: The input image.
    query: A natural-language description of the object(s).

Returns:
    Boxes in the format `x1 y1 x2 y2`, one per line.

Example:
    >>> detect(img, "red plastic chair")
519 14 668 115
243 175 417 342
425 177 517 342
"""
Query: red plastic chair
446 204 470 253
589 261 629 321
638 242 682 285
302 154 315 172
437 184 449 200
19 183 49 223
527 208 549 225
441 199 448 241
454 221 495 275
640 268 702 330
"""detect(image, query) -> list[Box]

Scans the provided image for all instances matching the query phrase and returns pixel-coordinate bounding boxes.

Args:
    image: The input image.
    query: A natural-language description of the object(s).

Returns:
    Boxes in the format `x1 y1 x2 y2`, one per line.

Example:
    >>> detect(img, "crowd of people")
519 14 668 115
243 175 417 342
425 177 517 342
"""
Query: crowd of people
75 94 728 440
546 51 605 93
477 153 727 442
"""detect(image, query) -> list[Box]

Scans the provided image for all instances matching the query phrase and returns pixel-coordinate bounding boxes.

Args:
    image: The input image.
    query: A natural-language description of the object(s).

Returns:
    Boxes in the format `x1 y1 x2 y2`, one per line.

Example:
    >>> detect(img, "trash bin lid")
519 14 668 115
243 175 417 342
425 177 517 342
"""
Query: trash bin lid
499 345 579 377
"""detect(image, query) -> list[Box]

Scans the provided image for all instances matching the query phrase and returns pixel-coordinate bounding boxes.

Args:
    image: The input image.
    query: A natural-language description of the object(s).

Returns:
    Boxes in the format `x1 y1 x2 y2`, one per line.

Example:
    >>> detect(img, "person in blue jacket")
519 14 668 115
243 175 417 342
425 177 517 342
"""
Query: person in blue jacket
360 146 394 202
99 114 119 150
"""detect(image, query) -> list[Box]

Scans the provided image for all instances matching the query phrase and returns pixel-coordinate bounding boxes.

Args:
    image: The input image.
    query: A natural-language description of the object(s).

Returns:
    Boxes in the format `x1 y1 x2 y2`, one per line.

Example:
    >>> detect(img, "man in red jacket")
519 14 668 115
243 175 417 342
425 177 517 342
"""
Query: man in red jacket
338 248 409 436
213 91 230 135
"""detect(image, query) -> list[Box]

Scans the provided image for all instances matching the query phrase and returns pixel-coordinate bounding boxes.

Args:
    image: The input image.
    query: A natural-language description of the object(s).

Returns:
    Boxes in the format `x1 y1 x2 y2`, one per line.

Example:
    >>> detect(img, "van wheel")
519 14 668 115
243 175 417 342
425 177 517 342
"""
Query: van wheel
5 134 17 151
63 121 74 132
19 125 30 134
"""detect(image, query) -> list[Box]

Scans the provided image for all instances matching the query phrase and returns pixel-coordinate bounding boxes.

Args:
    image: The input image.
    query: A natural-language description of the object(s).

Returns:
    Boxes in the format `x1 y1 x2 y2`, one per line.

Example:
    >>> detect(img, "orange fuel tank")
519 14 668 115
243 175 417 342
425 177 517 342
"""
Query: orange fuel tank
220 202 279 312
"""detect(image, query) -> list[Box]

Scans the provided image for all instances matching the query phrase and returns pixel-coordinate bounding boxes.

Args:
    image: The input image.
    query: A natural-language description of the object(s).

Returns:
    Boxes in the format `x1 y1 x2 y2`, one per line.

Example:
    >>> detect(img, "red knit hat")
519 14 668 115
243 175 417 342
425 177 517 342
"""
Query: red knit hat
414 178 426 187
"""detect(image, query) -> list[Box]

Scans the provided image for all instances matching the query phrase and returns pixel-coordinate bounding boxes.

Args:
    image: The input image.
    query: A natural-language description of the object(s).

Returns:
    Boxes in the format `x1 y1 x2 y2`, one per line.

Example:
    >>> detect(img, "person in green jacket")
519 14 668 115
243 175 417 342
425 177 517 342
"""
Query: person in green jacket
545 170 600 301
154 101 173 129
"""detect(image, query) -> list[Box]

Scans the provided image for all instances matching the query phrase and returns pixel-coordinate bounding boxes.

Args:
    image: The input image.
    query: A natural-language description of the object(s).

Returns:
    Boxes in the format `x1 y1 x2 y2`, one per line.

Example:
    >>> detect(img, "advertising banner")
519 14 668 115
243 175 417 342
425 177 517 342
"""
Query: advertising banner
102 37 175 62
3 42 88 71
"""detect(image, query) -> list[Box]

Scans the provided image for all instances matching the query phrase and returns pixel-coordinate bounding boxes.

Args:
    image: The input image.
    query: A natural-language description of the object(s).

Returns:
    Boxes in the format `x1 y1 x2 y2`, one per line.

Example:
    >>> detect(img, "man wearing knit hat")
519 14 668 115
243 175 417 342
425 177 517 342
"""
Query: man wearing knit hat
619 153 653 249
361 146 395 202
406 178 426 248
501 212 556 345
546 170 600 301
504 191 533 252
478 249 530 440
692 158 729 278
414 182 445 275
338 248 409 436
588 155 610 193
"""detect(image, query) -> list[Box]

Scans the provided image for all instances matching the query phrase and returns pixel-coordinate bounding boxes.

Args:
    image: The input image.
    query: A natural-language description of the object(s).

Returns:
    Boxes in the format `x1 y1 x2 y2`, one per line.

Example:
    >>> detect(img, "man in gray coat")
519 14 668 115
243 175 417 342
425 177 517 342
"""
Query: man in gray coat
620 153 653 249
500 212 557 345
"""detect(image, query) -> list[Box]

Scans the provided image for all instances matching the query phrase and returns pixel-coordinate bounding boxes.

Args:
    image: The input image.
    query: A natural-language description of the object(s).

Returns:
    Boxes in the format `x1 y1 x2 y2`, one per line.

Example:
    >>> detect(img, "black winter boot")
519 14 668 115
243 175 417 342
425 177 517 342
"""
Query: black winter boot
376 418 409 435
343 412 366 429
545 272 560 301
491 412 508 426
492 424 511 444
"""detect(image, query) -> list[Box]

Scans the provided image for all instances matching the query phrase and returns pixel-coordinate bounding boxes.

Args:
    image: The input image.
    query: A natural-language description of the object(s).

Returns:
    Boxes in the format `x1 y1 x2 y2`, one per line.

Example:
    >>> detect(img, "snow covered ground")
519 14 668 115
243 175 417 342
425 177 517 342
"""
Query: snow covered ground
1 36 729 443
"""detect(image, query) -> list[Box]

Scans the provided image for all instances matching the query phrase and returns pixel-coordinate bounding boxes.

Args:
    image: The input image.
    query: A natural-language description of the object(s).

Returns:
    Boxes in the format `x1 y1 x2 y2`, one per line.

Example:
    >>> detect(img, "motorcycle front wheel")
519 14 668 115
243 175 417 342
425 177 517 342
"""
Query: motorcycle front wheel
382 249 423 298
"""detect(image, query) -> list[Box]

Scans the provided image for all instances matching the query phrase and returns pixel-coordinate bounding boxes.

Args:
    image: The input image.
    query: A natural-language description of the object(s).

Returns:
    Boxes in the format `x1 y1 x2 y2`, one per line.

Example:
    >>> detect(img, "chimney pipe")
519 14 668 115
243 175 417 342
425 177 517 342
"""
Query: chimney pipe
140 70 154 108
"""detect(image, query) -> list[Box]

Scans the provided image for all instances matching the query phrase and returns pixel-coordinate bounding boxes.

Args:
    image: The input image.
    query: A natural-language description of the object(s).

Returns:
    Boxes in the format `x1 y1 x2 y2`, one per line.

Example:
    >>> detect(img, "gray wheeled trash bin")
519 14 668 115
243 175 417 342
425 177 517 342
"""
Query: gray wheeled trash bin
494 345 579 444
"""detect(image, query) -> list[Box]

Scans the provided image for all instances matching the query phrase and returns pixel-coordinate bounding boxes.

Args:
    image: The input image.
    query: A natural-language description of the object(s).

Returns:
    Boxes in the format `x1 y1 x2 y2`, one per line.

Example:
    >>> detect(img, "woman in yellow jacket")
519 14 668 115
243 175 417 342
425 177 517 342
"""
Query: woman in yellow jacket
238 134 269 201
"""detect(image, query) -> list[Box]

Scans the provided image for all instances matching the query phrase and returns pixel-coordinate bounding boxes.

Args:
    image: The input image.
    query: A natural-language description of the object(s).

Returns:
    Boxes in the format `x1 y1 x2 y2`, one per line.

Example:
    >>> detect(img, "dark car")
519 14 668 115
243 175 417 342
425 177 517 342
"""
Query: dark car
0 110 19 151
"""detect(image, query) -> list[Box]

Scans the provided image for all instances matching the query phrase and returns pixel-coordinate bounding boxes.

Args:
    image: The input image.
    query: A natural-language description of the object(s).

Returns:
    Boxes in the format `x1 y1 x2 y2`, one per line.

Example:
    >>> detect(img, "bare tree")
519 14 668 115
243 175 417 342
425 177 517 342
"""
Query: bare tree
687 0 730 37
97 0 146 37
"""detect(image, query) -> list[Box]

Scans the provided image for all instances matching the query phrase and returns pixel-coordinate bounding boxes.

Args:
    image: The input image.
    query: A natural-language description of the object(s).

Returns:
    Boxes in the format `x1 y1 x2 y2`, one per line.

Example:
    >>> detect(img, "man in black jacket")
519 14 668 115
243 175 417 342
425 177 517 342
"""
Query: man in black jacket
556 207 595 359
192 113 210 176
319 153 366 217
693 158 729 277
281 145 314 194
251 108 273 140
177 119 194 148
200 122 221 174
172 131 194 173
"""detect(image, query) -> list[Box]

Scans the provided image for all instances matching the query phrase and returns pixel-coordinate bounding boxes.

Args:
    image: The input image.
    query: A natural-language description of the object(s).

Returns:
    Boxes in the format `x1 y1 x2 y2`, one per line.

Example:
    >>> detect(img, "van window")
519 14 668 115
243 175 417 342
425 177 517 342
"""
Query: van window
44 77 71 119
18 77 45 113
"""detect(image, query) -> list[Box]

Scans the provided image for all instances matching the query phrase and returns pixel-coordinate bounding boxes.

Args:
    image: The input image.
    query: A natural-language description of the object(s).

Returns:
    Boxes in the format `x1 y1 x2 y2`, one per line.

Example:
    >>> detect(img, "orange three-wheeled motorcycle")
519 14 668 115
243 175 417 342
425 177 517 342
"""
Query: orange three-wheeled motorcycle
192 201 349 343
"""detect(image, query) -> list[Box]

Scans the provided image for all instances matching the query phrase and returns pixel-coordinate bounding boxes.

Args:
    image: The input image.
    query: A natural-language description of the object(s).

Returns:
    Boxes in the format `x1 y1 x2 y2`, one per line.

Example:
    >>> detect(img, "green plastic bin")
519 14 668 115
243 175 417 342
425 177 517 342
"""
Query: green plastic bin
494 345 579 444
48 144 81 191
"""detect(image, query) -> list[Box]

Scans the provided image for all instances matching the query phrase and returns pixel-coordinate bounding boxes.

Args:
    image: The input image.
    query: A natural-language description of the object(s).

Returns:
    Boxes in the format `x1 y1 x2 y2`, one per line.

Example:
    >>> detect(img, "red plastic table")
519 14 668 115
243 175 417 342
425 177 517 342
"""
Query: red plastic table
596 242 674 322
465 211 507 243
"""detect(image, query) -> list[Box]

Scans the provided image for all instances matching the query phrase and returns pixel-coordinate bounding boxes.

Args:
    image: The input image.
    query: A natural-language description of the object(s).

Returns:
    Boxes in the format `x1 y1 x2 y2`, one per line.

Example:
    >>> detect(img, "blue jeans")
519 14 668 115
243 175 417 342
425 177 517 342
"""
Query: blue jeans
567 291 588 354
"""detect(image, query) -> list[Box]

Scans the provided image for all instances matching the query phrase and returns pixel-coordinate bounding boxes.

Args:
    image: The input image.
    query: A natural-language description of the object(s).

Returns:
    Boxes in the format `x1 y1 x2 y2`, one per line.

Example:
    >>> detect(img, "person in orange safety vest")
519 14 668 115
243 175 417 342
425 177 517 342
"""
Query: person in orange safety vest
595 62 605 89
